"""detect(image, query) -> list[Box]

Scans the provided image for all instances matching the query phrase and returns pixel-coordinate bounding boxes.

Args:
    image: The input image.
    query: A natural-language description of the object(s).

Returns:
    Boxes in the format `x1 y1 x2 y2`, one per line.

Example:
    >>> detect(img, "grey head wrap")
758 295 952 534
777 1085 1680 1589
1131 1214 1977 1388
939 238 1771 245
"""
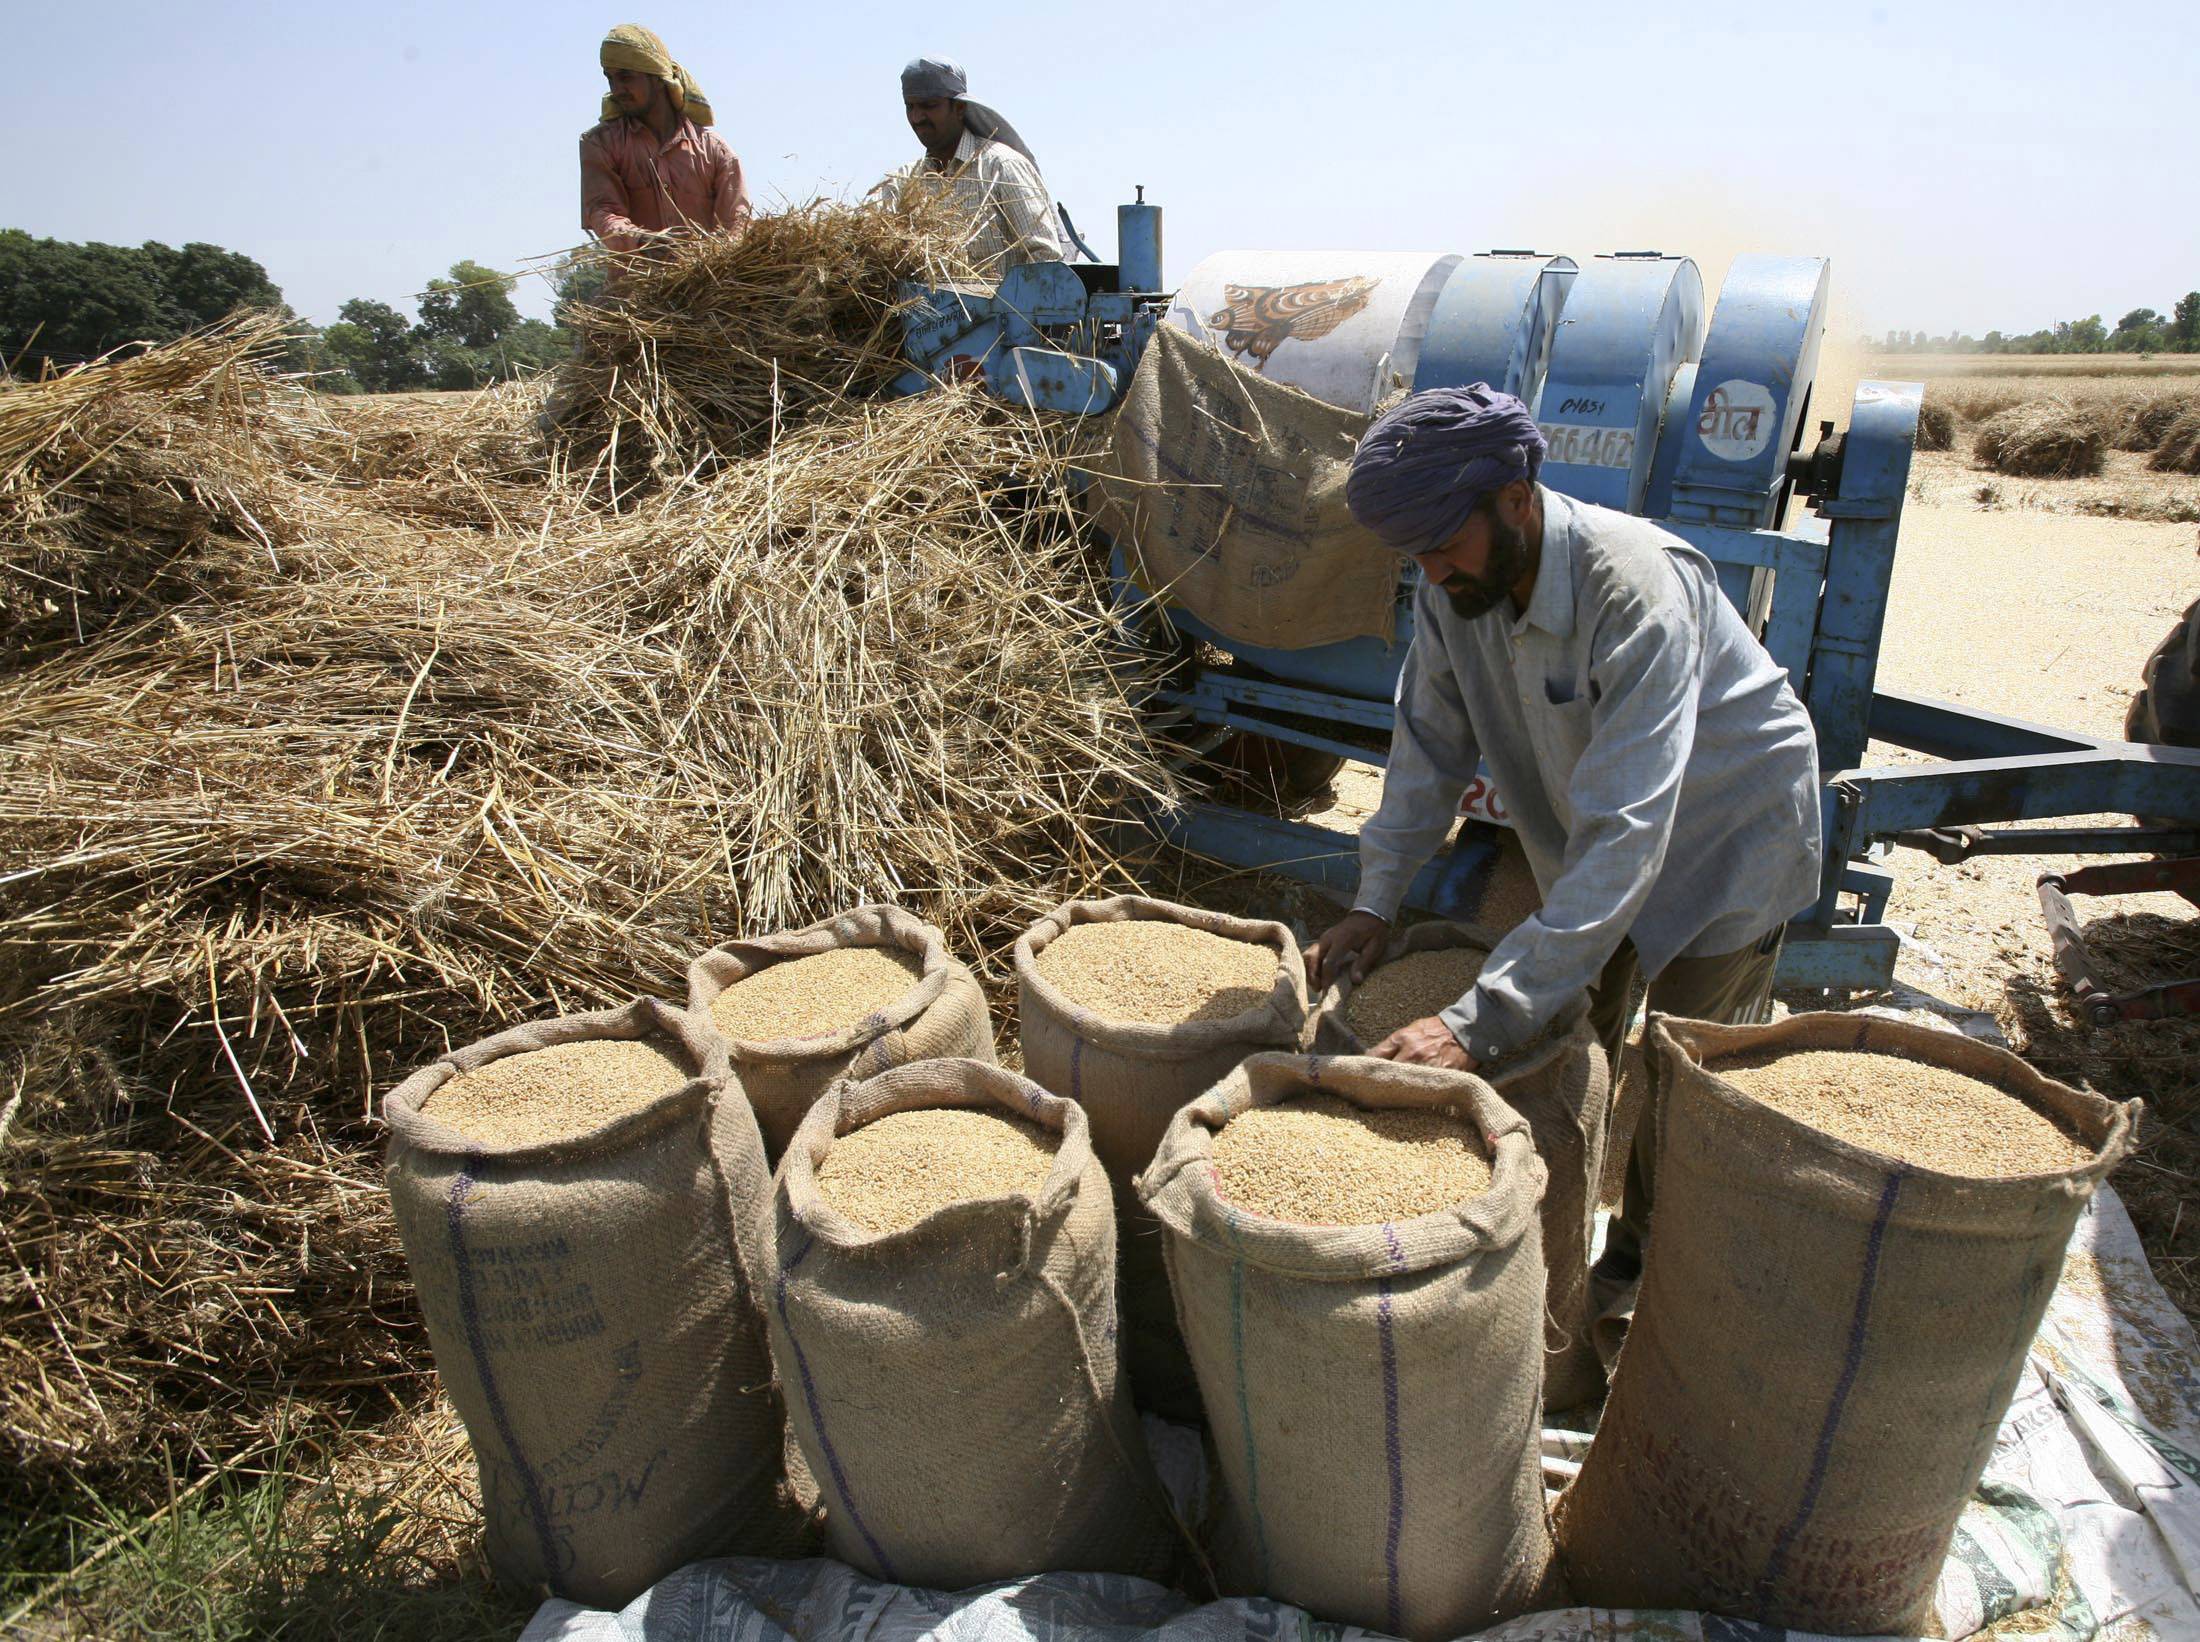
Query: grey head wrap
1345 384 1548 557
898 56 1039 168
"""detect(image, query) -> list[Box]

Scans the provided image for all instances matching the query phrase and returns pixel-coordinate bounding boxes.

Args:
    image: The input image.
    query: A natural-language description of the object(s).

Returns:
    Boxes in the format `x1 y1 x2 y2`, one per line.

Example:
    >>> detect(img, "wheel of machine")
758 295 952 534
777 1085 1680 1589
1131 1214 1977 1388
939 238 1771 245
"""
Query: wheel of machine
2127 595 2200 749
1213 731 1348 805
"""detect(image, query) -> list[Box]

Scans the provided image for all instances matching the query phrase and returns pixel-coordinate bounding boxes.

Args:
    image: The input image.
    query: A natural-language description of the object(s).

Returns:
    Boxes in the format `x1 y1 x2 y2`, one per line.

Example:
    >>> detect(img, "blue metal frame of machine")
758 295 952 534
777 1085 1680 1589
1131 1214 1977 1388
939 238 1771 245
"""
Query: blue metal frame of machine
889 197 2200 993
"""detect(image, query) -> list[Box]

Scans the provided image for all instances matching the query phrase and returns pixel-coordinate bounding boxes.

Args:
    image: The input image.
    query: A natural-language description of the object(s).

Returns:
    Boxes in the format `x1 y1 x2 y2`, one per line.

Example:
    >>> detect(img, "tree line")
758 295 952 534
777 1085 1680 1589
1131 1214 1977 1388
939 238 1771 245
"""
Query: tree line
1 230 603 392
1872 294 2200 355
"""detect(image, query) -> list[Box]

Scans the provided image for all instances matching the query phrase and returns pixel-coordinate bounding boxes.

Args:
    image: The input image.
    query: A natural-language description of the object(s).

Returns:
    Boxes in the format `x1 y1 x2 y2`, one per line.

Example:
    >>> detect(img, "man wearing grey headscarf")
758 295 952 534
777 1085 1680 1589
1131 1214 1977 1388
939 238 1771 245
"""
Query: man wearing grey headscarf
878 56 1062 274
1303 384 1823 1349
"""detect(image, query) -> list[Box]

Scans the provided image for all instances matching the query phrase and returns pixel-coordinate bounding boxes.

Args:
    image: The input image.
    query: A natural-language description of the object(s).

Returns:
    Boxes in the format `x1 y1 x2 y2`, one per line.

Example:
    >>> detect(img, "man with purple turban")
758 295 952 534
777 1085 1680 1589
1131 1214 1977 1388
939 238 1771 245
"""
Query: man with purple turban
1304 383 1822 1345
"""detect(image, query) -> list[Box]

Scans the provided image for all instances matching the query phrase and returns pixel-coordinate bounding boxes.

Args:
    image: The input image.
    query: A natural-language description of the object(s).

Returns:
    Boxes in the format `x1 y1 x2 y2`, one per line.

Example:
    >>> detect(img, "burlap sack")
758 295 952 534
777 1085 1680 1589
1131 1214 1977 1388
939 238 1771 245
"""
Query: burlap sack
1015 895 1308 1419
770 1057 1182 1589
1556 1011 2140 1635
384 999 798 1608
687 904 994 1160
1143 1053 1558 1639
1311 920 1612 1411
1096 325 1399 651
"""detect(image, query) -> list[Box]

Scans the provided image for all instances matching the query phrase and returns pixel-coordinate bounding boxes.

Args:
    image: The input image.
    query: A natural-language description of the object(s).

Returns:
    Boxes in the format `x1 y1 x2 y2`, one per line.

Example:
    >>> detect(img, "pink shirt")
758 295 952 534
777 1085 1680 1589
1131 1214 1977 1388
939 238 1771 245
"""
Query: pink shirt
580 116 751 253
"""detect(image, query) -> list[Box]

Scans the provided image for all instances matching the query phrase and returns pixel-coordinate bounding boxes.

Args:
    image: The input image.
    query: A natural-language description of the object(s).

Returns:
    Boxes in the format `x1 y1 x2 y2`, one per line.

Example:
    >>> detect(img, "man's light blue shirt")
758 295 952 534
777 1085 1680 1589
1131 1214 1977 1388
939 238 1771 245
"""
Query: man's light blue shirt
1355 488 1823 1061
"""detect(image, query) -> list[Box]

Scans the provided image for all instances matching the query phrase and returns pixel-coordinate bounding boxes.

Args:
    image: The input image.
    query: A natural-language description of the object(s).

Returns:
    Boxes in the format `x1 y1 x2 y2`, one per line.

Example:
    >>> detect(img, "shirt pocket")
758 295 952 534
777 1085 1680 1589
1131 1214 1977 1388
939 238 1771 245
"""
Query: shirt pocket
1530 670 1597 775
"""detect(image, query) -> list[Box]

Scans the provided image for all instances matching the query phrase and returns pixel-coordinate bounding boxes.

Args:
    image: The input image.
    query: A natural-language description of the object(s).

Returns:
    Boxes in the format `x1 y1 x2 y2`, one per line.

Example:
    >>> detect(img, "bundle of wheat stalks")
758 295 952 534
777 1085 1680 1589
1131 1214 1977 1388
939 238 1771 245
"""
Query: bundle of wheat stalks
548 193 981 480
0 204 1172 1542
1971 397 2107 478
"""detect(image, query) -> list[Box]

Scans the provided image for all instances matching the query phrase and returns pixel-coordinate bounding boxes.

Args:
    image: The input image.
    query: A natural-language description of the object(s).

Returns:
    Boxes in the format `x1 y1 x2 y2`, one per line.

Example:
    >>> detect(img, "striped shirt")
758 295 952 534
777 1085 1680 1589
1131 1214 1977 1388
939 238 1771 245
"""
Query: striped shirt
1356 488 1823 1062
885 129 1062 275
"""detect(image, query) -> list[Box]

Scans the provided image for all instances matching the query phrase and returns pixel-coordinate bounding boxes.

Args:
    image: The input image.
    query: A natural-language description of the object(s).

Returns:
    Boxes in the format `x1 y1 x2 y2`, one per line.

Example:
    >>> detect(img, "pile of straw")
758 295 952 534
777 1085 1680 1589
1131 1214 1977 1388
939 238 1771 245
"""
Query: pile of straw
548 196 979 479
0 206 1174 1539
2117 392 2192 453
1972 398 2107 478
0 312 309 654
1914 398 1955 452
2149 406 2200 475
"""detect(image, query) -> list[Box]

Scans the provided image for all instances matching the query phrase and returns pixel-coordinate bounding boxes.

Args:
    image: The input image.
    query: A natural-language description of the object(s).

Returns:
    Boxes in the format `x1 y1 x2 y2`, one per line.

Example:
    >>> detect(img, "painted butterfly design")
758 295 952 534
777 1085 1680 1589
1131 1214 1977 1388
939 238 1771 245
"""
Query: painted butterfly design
1207 276 1380 369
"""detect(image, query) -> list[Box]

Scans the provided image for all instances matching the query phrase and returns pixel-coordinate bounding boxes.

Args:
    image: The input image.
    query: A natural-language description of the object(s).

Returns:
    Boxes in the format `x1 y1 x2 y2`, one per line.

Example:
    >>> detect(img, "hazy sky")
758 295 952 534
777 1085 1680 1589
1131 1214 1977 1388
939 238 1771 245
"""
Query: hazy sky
4 0 2192 341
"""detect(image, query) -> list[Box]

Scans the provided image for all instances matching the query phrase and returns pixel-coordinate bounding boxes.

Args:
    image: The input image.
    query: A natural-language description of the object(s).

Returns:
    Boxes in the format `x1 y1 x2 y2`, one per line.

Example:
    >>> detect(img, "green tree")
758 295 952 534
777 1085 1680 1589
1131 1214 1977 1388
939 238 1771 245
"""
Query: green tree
0 231 289 369
2173 293 2200 349
322 298 424 392
417 260 520 349
2111 307 2164 352
2053 314 2108 353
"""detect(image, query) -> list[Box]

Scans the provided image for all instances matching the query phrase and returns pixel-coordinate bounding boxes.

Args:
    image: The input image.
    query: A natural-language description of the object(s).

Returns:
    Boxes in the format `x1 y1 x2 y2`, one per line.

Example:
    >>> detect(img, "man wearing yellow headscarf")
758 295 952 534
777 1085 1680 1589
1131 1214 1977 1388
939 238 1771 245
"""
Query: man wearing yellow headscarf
581 24 751 255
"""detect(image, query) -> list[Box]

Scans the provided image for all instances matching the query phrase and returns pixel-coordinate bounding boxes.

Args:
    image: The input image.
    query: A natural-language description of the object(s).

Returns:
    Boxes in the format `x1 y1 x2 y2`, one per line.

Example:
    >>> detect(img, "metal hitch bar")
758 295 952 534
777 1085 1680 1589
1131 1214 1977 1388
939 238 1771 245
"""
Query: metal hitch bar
2036 856 2200 1027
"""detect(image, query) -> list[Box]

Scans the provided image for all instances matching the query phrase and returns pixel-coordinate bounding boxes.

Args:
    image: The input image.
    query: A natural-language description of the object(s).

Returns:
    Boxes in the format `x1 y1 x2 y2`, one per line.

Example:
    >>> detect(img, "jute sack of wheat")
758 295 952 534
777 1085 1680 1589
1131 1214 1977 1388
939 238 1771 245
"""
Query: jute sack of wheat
384 998 801 1607
1310 920 1611 1411
1014 895 1308 1420
1556 1011 2139 1635
687 903 994 1160
769 1056 1183 1588
1142 1052 1558 1638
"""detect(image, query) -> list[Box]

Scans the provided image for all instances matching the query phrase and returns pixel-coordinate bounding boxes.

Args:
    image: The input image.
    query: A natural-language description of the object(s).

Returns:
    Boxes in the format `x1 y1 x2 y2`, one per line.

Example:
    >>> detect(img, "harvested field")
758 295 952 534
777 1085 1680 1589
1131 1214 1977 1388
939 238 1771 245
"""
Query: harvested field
1973 400 2107 478
1893 361 2200 520
423 1037 690 1146
1213 1095 1490 1224
707 946 924 1043
1713 1050 2089 1176
816 1107 1059 1233
1344 947 1488 1044
1032 918 1280 1025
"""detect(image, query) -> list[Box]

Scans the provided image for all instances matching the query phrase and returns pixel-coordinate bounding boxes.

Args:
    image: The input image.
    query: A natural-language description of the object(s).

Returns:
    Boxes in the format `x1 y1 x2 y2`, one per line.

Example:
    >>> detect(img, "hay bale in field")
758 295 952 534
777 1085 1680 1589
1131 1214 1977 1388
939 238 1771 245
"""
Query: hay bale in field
1914 397 1955 451
2117 391 2194 452
2149 405 2200 474
1973 398 2107 477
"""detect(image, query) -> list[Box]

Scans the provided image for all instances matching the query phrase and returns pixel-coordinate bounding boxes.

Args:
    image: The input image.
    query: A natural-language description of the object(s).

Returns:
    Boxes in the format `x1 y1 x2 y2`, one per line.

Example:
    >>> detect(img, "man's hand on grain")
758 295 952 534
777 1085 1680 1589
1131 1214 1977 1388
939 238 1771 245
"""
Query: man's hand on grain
1369 1015 1477 1072
1305 910 1391 988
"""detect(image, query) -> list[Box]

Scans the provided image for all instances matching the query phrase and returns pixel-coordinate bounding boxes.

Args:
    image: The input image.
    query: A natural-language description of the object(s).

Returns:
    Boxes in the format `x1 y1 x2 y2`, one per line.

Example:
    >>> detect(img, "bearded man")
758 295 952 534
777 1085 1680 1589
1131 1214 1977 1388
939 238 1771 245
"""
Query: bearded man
1302 384 1823 1336
581 23 750 254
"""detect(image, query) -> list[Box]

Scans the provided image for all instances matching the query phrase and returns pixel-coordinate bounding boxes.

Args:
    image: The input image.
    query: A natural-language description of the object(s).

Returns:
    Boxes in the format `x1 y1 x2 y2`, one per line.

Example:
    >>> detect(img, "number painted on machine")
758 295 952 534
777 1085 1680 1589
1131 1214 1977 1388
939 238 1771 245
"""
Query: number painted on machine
1538 422 1635 469
1458 773 1511 826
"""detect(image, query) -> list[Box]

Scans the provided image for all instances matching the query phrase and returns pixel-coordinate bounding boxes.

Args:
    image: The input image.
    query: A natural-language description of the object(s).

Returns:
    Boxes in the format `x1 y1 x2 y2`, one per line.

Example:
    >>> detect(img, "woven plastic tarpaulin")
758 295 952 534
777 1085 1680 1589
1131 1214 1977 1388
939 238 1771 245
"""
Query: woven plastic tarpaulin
523 1188 2200 1642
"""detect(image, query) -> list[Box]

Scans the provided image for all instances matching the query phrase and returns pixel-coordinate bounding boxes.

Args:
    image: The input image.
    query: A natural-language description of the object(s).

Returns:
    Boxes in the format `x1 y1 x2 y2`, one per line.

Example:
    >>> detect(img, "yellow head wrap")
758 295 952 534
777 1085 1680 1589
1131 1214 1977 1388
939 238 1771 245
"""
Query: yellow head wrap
598 24 714 127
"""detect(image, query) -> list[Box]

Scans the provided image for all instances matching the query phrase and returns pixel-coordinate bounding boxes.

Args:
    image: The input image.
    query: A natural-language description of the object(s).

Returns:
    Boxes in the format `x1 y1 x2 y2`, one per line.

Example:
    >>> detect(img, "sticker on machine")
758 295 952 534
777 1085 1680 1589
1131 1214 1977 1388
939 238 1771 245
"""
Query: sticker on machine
1696 379 1780 462
1538 423 1635 469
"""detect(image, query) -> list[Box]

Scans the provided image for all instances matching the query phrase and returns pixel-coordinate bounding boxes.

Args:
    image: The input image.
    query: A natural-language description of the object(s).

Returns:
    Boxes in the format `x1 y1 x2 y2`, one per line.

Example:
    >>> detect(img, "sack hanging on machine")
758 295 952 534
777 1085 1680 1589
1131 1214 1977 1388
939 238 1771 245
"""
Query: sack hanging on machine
1096 325 1399 651
769 1057 1182 1589
1309 919 1612 1412
1141 1052 1559 1639
687 903 995 1159
1014 894 1309 1420
383 999 802 1608
1556 1012 2138 1636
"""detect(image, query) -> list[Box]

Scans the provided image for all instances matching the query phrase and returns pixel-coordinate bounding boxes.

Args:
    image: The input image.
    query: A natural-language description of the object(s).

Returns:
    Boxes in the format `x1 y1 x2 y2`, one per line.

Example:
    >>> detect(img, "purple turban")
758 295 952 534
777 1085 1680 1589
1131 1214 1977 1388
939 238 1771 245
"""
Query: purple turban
1345 384 1547 556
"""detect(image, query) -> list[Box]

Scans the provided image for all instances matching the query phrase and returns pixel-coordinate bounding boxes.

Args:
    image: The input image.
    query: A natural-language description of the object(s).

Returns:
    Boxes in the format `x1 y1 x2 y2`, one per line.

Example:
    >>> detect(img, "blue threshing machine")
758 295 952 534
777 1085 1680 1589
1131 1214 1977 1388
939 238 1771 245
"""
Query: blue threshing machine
891 196 2200 1000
